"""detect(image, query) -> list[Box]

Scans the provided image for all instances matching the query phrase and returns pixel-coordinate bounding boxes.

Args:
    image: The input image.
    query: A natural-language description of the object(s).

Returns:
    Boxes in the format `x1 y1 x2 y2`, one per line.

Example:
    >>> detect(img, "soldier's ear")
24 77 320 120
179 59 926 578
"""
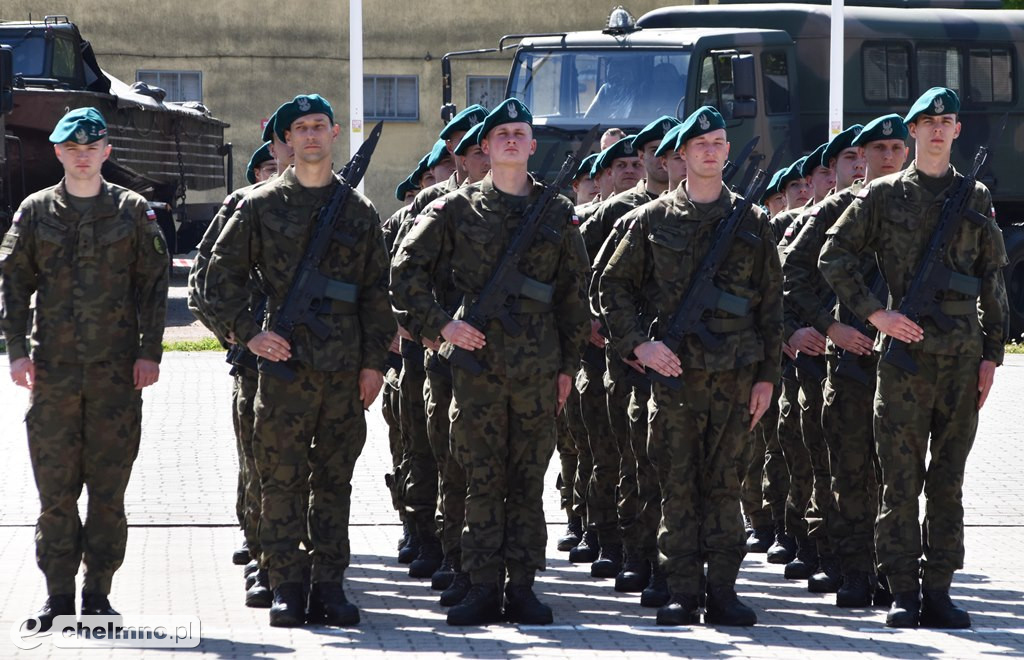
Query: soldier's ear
529 138 537 156
953 121 962 140
331 123 341 140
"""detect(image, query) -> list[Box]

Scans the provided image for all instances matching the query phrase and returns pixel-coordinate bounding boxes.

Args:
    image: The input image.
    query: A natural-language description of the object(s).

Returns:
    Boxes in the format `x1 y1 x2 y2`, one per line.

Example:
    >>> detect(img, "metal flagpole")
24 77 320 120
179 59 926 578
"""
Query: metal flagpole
349 0 364 192
829 0 845 139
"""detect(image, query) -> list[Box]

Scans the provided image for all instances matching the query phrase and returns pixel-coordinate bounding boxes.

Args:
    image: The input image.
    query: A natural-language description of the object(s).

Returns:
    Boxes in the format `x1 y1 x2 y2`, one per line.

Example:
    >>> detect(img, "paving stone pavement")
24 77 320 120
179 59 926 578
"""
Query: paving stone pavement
0 353 1022 658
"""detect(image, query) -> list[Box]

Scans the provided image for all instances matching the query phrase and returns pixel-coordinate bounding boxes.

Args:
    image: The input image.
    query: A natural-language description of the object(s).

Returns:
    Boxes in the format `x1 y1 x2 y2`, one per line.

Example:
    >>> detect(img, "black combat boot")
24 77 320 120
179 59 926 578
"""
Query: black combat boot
615 557 652 593
504 584 554 625
568 527 600 564
745 524 775 554
408 538 444 578
556 515 584 552
397 525 421 564
920 589 971 629
885 590 921 628
268 582 306 628
81 593 121 617
431 555 456 591
245 570 272 608
232 540 251 565
835 570 873 608
766 521 797 564
243 558 259 578
655 593 700 626
396 519 410 551
591 542 623 578
307 581 360 627
28 595 75 634
704 583 757 627
641 563 671 608
742 513 753 539
440 571 471 607
784 537 818 580
808 554 842 593
874 575 894 607
446 583 503 626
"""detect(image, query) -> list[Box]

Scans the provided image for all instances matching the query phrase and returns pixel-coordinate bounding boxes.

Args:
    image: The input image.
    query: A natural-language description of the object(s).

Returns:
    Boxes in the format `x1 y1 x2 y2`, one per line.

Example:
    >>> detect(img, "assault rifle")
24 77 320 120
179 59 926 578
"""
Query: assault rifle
833 267 887 386
882 144 991 374
647 147 786 390
445 125 602 375
258 121 384 382
723 135 759 190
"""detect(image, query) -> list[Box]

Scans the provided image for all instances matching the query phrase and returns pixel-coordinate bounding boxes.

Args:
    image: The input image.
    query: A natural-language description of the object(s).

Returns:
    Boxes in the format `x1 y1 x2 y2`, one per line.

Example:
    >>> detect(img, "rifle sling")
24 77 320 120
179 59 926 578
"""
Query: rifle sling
706 315 754 333
939 299 977 316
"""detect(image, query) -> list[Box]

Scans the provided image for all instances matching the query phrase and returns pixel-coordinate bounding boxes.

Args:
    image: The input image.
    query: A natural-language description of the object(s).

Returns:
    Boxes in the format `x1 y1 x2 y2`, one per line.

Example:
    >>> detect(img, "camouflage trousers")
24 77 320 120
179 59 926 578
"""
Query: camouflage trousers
798 366 836 548
759 394 789 523
605 367 640 550
740 425 772 529
233 369 262 557
650 367 753 595
627 381 659 561
874 353 979 593
381 364 404 513
555 394 579 515
424 351 467 559
779 375 812 539
451 367 557 586
253 364 366 587
27 360 142 596
399 346 437 539
822 354 881 574
564 385 590 520
577 364 619 544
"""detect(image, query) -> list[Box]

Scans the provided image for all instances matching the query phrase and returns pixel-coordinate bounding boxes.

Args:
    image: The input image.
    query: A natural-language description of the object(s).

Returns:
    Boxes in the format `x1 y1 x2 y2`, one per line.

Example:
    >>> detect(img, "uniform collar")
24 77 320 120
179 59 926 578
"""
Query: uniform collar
672 181 733 222
276 164 337 205
51 178 120 222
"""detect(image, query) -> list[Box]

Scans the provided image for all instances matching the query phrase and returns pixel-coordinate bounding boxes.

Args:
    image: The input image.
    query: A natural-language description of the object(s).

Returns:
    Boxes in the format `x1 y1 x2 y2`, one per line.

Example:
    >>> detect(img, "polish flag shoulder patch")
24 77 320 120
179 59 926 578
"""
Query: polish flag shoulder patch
430 199 446 211
145 209 157 222
572 215 580 226
11 210 22 225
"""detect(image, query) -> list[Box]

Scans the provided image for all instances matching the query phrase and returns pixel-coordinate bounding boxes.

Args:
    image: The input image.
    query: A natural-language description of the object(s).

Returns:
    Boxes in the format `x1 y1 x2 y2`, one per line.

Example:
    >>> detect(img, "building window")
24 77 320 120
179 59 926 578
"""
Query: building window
364 75 418 120
862 43 910 103
917 46 962 97
467 75 507 109
969 48 1013 104
136 70 202 102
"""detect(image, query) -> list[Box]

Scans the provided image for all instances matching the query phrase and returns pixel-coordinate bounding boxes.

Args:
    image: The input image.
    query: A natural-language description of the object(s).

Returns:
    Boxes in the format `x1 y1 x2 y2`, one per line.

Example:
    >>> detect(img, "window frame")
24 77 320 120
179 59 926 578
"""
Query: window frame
364 74 420 122
964 45 1015 106
465 74 508 110
135 69 204 103
861 40 912 105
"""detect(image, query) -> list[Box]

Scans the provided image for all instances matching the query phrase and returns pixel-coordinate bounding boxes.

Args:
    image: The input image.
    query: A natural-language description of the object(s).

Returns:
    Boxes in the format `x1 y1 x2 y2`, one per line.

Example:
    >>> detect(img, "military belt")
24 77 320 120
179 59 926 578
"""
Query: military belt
321 299 359 315
939 300 977 316
706 315 754 333
460 295 553 315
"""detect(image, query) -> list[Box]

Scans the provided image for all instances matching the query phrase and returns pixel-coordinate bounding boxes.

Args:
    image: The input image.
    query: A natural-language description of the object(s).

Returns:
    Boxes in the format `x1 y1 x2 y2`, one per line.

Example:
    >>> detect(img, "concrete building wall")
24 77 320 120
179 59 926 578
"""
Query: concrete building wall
2 1 688 216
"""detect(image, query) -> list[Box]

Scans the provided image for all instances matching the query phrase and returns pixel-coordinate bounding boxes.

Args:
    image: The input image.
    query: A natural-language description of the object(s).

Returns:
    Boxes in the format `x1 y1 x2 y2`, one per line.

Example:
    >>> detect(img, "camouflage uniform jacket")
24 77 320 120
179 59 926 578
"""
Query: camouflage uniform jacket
382 205 412 255
408 173 459 219
819 162 1008 364
579 181 657 262
0 179 168 363
390 173 591 377
205 166 394 372
599 183 783 383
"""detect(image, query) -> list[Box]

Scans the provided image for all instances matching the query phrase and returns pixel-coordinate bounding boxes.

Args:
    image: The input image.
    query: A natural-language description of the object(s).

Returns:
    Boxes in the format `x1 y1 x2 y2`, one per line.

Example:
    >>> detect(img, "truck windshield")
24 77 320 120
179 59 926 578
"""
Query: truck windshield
0 31 46 77
509 49 690 125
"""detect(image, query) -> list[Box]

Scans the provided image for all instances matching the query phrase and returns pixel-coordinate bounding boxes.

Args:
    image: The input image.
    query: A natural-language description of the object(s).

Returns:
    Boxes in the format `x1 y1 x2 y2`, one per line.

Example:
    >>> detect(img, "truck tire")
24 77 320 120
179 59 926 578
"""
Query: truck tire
1003 224 1024 343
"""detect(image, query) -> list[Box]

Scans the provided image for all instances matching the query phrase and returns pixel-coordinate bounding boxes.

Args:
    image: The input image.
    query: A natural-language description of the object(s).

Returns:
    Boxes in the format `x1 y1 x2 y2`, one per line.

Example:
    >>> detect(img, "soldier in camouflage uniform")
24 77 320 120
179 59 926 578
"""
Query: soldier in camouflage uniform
391 98 590 626
205 94 394 628
1 107 169 632
600 107 783 627
819 88 1009 629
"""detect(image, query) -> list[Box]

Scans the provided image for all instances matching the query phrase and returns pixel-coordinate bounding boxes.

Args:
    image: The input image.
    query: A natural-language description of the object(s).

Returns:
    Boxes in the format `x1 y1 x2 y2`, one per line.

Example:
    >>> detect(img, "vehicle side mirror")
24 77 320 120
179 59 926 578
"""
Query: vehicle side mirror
731 53 756 119
0 46 13 114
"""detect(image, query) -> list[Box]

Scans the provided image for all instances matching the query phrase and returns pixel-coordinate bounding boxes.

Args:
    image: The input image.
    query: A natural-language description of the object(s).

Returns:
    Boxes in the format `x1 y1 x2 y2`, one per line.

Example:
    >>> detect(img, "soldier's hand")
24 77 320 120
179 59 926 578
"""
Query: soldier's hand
868 309 924 344
359 368 385 410
226 331 237 345
247 331 292 362
788 327 827 356
978 359 997 410
10 357 35 390
634 341 681 378
389 332 401 354
422 336 441 352
782 341 797 360
589 319 606 348
441 320 486 351
133 359 160 390
826 322 874 356
556 372 572 415
748 381 774 431
397 325 413 341
622 357 646 374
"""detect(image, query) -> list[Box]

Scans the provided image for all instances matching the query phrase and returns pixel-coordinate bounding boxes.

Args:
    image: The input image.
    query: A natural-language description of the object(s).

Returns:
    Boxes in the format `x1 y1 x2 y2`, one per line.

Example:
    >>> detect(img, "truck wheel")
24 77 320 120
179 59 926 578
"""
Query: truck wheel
1003 224 1024 343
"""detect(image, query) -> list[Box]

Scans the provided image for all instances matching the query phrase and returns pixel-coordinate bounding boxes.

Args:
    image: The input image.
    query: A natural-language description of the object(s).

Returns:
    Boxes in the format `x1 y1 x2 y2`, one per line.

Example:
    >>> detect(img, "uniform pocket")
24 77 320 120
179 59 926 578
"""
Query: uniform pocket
648 224 696 285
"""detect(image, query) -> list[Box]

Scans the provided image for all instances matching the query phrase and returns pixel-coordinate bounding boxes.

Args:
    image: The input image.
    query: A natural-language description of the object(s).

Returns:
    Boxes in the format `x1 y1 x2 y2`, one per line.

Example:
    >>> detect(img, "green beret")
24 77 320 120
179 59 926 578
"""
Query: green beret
245 141 274 185
575 153 600 181
49 107 107 144
904 87 960 125
262 104 286 142
479 98 533 141
395 174 419 202
675 105 726 147
426 139 451 169
595 135 640 173
800 142 830 177
453 122 484 156
779 157 808 188
632 115 682 151
854 114 908 146
274 94 334 142
440 104 488 140
822 124 864 165
412 153 431 187
655 123 685 157
761 167 787 203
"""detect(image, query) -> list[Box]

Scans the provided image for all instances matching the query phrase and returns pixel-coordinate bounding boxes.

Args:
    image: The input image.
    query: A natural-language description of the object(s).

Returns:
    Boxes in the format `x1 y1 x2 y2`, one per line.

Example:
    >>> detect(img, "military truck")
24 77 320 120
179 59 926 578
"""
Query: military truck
0 15 231 254
439 0 1024 338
